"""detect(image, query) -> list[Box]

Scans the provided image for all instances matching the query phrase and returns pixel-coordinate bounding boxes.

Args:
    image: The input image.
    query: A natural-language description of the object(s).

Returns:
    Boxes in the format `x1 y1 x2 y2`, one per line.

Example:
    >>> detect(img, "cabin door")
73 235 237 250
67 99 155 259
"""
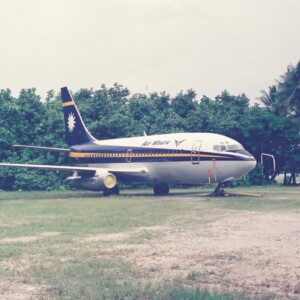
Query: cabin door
126 149 133 163
191 140 202 164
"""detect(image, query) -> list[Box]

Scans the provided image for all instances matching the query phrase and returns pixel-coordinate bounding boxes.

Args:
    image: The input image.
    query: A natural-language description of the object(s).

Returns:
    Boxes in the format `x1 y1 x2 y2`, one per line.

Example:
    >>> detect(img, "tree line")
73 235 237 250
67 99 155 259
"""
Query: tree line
0 61 299 190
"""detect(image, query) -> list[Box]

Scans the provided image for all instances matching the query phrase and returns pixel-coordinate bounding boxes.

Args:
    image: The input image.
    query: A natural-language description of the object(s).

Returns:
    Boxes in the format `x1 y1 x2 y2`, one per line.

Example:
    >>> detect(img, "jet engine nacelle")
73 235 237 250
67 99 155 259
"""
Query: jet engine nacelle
66 170 117 191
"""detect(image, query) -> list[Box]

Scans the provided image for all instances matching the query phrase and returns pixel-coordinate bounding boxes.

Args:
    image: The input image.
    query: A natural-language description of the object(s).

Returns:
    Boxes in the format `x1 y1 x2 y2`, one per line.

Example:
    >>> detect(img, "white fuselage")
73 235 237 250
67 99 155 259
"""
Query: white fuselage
70 132 256 185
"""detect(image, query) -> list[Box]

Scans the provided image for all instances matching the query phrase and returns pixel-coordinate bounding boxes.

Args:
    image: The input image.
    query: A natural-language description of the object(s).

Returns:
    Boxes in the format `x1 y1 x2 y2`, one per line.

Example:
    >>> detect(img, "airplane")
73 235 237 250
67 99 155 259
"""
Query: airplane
0 87 257 196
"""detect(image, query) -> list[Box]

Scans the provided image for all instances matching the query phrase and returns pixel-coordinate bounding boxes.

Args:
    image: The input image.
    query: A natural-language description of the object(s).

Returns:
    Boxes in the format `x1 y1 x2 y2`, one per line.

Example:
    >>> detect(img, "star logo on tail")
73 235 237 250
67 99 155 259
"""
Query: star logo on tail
67 113 76 132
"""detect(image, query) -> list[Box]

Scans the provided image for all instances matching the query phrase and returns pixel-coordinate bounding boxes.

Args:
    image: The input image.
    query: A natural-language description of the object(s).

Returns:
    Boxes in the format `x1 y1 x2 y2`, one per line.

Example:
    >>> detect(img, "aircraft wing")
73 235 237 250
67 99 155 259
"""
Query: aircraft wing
0 163 149 177
107 167 149 178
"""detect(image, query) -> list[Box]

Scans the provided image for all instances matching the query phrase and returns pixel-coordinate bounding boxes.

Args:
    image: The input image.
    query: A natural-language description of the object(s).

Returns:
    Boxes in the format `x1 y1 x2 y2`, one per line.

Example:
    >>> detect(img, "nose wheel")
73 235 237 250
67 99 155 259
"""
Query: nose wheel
210 182 225 197
153 184 169 196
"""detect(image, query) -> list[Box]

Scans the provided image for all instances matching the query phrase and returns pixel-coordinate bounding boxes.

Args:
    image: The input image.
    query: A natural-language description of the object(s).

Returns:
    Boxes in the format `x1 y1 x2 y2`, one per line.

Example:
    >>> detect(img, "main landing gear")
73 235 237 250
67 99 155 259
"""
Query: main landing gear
103 185 120 197
153 183 169 196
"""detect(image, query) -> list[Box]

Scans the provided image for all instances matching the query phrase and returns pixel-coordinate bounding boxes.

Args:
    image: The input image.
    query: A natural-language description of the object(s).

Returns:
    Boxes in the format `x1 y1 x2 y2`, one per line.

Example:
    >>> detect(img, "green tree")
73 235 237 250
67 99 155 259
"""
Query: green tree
128 93 157 136
260 61 300 118
74 84 131 140
0 89 18 160
185 91 249 137
239 106 300 183
171 89 196 118
259 61 300 184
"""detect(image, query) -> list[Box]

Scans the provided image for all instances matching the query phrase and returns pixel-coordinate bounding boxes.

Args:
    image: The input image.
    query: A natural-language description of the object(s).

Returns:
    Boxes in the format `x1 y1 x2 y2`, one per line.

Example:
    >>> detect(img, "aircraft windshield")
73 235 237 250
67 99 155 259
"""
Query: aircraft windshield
213 145 227 151
213 143 252 157
226 144 243 151
213 143 243 152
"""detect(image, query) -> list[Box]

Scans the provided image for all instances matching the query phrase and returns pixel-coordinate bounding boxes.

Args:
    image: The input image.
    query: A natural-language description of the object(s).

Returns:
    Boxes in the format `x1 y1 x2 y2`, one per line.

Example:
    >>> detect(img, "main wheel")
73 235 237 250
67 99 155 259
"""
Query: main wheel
103 185 120 197
153 184 169 196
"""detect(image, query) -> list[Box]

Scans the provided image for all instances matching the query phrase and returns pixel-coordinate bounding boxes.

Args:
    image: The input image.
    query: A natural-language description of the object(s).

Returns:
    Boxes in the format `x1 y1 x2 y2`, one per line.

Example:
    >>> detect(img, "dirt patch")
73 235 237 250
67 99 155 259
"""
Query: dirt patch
82 232 131 242
0 232 61 244
0 222 30 228
0 279 50 300
104 210 300 299
77 226 167 242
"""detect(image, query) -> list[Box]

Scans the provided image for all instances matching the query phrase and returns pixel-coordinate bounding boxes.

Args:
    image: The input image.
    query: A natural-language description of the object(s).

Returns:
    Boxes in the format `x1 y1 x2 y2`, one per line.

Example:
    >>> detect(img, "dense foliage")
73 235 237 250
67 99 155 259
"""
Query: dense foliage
259 61 300 184
0 62 299 190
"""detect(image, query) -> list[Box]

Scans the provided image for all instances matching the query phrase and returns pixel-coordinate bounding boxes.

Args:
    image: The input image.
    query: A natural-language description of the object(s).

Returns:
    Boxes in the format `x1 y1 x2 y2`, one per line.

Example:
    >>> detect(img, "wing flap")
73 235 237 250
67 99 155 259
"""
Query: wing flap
107 167 149 178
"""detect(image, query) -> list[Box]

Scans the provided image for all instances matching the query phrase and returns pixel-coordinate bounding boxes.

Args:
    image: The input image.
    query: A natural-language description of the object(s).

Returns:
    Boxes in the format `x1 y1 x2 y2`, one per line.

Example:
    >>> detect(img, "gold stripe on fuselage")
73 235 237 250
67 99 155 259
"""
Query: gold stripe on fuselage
68 152 230 159
62 101 74 107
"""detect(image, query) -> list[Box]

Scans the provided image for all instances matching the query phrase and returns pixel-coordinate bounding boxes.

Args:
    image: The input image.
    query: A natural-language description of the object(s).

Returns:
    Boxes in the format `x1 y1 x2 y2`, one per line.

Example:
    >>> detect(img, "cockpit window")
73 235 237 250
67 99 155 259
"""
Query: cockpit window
213 145 227 151
213 143 252 157
213 143 243 152
226 144 243 151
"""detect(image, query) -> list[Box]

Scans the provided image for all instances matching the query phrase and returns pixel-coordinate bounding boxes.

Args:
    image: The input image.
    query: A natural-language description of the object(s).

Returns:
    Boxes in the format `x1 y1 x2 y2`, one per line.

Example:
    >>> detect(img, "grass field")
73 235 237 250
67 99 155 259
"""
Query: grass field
0 186 299 299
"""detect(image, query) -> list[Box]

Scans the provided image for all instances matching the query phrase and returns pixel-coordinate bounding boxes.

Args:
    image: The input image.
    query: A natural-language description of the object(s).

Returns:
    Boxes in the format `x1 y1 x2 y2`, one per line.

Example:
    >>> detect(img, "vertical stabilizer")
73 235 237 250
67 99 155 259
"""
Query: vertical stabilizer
61 87 95 147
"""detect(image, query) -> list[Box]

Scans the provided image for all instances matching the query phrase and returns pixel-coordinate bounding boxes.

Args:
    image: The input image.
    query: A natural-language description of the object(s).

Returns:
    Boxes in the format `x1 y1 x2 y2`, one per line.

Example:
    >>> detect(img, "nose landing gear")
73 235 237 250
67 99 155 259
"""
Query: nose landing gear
210 182 225 197
210 182 262 197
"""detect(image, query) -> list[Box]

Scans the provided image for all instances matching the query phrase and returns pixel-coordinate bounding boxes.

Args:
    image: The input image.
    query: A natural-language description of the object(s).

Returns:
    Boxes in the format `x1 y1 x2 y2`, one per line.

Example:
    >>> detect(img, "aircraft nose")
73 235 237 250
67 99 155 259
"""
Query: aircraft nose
236 156 257 179
248 157 257 173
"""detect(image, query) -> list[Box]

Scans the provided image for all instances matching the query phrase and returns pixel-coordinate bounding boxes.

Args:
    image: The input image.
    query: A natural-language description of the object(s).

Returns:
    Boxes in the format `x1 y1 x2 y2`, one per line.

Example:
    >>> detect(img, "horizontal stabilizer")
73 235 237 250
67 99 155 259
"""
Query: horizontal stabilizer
13 145 70 152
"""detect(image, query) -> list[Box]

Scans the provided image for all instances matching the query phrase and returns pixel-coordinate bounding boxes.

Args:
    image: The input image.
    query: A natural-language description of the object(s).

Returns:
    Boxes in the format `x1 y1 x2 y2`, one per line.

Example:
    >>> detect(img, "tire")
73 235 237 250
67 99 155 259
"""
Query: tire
103 185 120 197
153 184 169 196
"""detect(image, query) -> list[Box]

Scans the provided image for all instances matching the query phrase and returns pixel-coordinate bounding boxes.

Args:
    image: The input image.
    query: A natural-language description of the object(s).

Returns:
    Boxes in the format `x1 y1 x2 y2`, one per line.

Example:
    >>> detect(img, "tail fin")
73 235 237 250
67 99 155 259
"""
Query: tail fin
61 87 95 147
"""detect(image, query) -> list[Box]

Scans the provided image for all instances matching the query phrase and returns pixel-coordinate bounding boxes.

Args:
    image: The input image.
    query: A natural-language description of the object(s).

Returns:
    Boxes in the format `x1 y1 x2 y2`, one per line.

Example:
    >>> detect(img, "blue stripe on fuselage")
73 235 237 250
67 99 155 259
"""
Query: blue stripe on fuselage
68 143 254 164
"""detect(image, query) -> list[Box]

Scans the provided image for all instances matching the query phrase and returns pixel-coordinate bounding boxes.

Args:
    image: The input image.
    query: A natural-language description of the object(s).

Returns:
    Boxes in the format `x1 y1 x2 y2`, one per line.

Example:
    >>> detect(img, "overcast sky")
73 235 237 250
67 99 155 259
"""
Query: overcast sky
0 0 299 103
